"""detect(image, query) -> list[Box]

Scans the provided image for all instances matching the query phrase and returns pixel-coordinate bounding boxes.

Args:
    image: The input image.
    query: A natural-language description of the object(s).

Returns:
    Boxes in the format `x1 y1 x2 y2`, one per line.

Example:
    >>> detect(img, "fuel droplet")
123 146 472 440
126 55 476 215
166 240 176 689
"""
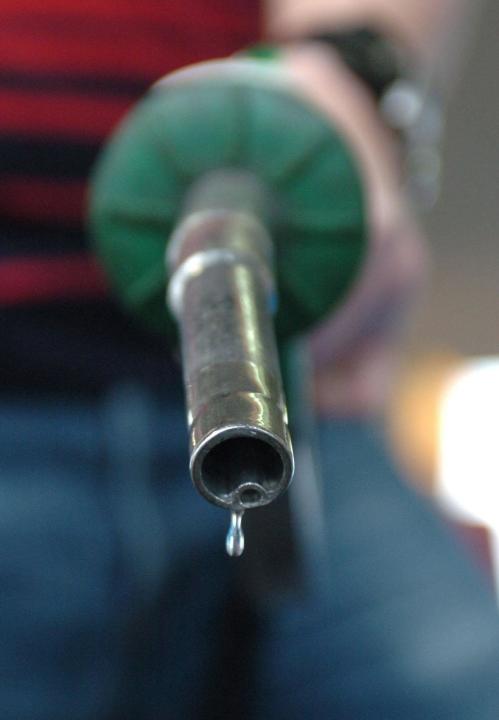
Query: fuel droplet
226 510 245 557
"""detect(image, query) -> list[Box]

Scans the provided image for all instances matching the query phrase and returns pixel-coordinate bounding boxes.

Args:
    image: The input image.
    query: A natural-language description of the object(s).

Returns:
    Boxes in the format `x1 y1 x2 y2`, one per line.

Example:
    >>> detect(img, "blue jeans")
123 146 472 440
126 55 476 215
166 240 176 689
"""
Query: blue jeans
1 383 499 719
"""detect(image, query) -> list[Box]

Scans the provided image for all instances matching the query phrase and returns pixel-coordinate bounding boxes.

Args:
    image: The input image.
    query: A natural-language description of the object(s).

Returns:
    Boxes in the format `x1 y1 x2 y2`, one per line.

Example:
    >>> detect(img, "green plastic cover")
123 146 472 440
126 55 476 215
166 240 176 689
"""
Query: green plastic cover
89 65 367 340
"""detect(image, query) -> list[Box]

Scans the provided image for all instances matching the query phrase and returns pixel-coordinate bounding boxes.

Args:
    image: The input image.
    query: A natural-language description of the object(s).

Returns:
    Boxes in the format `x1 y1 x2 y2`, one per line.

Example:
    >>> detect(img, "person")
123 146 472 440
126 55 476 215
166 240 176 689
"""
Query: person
1 1 499 719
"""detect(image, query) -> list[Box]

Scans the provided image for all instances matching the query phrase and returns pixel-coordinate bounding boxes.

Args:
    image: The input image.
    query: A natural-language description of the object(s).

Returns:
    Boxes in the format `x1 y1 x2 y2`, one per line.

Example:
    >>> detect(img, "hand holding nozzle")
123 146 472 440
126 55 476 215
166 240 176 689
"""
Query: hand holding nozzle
89 57 366 555
167 170 294 554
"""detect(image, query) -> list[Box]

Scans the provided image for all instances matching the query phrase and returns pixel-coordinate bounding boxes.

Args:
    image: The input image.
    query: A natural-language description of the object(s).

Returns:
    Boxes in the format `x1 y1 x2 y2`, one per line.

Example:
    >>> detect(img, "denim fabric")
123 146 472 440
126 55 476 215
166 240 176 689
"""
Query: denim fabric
0 383 229 720
249 421 499 720
1 389 499 720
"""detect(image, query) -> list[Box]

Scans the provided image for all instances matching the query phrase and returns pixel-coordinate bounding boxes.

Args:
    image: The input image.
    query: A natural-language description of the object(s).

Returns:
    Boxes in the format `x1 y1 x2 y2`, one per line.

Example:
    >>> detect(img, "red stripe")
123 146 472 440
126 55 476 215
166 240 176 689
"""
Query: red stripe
1 0 179 21
0 89 132 140
0 28 190 78
0 255 108 304
0 6 256 80
1 1 256 32
1 7 253 37
1 178 86 224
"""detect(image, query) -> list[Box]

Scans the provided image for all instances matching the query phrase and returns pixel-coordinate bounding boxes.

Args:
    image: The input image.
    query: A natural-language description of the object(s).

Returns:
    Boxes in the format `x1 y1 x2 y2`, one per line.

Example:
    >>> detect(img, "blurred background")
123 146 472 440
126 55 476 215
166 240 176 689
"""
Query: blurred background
414 0 498 355
389 0 499 591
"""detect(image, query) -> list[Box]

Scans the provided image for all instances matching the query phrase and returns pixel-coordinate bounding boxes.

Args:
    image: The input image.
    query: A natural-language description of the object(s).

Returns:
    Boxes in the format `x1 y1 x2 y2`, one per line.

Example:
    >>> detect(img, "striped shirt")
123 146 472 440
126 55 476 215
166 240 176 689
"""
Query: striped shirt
1 1 260 391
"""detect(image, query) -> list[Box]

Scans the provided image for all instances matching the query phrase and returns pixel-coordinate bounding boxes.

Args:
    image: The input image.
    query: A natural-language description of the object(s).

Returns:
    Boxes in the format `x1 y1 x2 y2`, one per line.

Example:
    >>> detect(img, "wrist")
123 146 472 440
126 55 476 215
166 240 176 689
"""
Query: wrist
265 0 449 65
279 43 403 224
280 30 442 209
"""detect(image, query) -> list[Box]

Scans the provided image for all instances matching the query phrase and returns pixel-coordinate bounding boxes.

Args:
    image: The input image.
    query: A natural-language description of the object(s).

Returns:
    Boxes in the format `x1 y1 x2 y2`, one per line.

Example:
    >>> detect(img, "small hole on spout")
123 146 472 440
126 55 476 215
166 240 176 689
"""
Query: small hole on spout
240 487 262 506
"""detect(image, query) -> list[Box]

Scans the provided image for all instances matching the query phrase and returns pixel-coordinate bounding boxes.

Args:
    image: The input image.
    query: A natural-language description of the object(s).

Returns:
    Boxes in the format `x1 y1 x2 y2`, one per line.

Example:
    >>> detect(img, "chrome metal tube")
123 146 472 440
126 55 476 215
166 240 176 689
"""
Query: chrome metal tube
167 171 294 515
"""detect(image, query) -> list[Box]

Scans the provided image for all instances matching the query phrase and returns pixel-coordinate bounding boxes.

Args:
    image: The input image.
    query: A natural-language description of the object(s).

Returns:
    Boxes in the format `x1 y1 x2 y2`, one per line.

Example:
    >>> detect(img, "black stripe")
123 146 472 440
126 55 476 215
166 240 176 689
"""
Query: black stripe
1 301 174 395
0 70 150 98
0 136 99 179
0 223 86 257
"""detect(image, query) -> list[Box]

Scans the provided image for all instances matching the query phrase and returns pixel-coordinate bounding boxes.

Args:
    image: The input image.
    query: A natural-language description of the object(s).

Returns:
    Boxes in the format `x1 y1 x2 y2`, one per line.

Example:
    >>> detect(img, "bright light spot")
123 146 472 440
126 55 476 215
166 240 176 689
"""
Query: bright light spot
438 357 499 598
438 358 499 526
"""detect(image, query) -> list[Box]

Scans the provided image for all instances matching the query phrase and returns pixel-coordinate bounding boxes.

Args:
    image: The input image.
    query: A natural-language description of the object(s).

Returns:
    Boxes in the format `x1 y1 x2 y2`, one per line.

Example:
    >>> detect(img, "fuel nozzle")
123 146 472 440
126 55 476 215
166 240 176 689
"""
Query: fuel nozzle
89 59 366 558
167 170 294 555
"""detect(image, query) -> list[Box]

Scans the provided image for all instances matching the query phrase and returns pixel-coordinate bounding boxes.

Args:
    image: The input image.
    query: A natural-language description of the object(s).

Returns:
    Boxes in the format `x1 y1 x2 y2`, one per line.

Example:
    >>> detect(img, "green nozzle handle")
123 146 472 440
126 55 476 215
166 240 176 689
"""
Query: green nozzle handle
89 59 367 339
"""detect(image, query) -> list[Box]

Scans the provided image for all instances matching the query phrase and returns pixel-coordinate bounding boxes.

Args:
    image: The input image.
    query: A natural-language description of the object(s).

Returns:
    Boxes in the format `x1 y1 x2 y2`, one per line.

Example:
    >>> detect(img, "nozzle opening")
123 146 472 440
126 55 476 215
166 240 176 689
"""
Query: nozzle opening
200 436 284 504
240 487 262 505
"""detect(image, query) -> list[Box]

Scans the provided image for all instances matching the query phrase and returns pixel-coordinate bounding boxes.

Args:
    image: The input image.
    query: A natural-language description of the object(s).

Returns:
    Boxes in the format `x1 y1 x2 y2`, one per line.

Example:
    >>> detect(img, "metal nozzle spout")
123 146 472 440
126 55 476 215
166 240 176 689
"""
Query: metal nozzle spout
167 170 294 522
